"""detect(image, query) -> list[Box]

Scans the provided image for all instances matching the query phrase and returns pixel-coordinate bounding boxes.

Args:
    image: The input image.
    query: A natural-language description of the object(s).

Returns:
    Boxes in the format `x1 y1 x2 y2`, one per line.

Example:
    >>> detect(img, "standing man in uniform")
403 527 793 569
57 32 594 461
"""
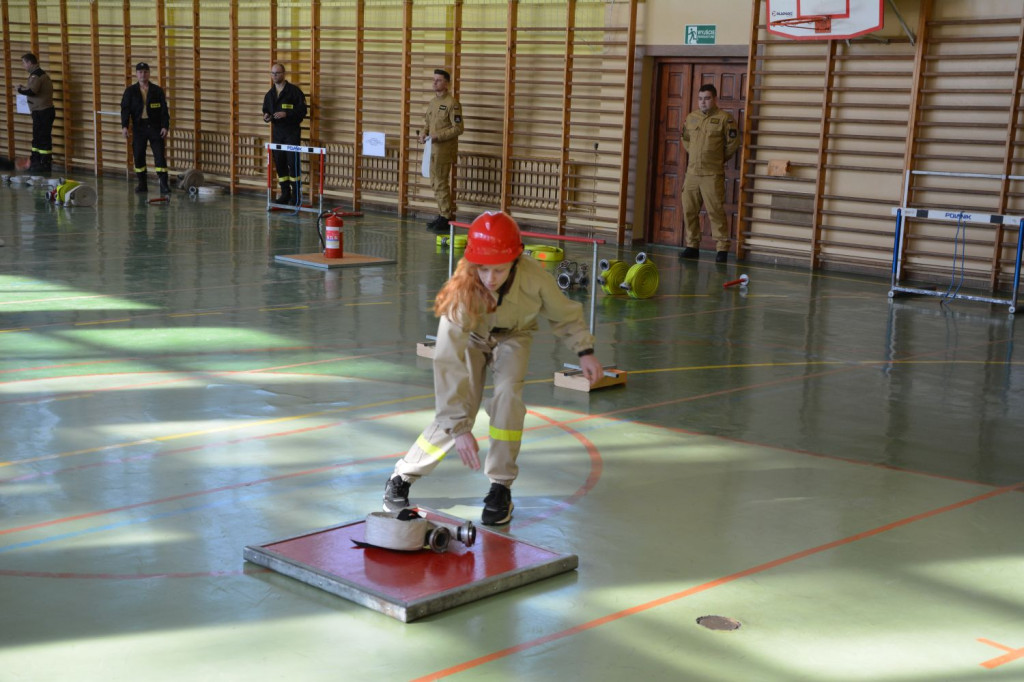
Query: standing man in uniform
680 84 740 263
262 63 307 206
17 53 56 174
420 68 464 233
121 62 171 194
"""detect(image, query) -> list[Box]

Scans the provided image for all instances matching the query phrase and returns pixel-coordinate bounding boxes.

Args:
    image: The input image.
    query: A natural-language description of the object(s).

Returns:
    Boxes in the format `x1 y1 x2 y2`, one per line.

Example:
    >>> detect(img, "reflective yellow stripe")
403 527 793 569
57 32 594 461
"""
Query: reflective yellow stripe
415 434 448 459
489 425 522 442
154 167 167 172
134 166 147 172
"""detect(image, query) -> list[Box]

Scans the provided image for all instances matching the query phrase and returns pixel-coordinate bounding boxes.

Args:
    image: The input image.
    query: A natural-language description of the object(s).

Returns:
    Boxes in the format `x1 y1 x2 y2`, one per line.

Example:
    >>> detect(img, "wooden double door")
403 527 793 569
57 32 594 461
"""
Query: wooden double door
648 59 746 250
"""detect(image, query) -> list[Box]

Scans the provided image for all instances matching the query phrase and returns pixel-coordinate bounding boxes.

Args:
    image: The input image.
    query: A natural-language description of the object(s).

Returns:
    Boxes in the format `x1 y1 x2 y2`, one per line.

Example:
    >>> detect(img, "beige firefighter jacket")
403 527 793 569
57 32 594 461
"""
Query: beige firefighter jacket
423 93 464 146
432 254 595 437
681 106 740 176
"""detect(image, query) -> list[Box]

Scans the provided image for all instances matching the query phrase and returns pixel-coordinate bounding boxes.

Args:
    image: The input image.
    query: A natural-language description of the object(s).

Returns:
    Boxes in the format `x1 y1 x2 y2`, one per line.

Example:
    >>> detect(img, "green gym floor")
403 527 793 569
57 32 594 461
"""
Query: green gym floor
2 177 1023 682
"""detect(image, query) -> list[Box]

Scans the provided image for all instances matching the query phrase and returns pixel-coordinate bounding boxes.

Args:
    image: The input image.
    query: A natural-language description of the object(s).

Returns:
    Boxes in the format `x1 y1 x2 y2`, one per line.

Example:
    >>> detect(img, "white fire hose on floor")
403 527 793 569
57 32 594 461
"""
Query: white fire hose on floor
356 510 476 554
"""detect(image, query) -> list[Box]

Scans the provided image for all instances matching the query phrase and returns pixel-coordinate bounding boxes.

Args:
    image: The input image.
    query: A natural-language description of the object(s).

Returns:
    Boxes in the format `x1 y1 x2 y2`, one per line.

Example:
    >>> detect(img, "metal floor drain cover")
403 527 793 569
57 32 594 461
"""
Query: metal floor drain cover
697 615 741 631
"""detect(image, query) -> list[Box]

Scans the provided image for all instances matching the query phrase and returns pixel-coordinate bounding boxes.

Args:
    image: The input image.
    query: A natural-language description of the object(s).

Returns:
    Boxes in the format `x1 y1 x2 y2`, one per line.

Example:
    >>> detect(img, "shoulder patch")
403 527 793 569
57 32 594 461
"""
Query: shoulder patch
439 105 448 111
454 115 462 124
729 130 737 138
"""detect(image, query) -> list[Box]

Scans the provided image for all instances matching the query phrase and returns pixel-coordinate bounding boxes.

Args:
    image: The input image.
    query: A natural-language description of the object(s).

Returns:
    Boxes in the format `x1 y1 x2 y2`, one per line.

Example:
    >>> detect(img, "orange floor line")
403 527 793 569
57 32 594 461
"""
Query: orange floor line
415 482 1024 681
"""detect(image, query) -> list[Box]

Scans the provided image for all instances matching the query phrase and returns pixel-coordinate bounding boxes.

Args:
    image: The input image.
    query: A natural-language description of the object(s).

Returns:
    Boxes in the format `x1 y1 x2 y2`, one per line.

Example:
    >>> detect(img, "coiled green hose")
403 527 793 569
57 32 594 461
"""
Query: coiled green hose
620 252 659 299
597 259 629 295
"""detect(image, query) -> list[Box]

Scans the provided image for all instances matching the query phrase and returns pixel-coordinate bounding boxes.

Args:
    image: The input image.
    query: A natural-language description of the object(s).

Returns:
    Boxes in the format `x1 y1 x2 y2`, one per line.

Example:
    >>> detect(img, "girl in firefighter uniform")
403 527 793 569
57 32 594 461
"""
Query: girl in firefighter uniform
384 211 603 525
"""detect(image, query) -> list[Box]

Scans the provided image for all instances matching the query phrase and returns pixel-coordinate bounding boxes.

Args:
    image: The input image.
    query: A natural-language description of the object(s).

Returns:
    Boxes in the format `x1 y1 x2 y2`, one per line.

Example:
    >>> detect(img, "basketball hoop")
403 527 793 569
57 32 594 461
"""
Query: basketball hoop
766 0 882 41
769 14 832 32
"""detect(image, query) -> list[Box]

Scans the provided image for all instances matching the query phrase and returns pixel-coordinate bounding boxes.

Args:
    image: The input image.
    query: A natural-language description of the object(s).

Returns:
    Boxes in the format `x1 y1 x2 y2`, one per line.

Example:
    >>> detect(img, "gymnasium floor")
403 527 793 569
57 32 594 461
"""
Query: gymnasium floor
1 176 1023 682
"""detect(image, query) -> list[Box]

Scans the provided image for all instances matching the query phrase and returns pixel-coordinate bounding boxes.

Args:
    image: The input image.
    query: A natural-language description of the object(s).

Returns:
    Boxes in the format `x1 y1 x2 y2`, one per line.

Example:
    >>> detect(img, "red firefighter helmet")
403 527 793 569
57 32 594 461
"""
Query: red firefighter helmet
464 211 523 265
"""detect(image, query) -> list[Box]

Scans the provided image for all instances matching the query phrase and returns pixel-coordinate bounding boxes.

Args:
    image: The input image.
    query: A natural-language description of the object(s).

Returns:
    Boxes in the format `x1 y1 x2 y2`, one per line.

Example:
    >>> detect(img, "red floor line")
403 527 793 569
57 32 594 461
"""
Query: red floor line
414 481 1024 681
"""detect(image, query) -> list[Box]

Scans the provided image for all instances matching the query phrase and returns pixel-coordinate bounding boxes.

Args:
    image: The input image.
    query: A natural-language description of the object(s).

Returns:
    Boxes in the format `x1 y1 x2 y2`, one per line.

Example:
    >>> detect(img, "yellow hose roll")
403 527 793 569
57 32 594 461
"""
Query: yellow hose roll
597 259 628 295
620 253 659 299
436 234 467 249
524 244 564 263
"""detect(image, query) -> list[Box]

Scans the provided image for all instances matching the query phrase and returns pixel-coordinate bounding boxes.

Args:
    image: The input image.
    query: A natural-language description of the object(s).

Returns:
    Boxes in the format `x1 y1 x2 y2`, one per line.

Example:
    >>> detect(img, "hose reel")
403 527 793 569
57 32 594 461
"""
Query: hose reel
524 244 564 264
597 259 629 295
619 252 659 299
357 510 476 554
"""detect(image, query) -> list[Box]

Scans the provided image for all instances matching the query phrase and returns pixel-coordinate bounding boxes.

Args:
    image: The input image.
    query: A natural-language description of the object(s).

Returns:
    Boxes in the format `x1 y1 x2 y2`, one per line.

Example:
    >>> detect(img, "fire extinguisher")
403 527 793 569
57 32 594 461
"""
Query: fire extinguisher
318 211 344 259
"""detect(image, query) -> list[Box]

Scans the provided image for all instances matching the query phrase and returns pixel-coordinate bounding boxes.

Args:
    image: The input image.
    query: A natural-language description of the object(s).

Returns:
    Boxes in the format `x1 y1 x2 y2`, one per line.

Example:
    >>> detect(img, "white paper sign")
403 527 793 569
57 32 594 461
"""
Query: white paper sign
421 137 431 178
362 131 385 158
16 94 30 114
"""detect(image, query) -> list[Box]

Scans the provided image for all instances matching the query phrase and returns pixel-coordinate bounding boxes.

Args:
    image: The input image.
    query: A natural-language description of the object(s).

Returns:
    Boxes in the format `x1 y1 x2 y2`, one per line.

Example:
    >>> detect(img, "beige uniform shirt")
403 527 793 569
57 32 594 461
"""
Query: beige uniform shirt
423 93 464 146
682 106 740 176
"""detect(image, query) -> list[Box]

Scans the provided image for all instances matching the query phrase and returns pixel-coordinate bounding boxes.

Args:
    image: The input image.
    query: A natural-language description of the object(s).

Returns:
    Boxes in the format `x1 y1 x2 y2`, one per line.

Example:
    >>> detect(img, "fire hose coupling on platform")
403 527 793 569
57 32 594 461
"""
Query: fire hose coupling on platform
359 510 476 554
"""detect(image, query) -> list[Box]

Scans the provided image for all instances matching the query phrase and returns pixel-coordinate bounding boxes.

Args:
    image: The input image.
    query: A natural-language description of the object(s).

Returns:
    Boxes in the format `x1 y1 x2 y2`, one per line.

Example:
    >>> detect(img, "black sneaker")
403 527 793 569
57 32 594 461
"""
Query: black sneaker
681 247 700 260
382 475 412 512
481 482 513 526
715 250 729 263
426 216 450 233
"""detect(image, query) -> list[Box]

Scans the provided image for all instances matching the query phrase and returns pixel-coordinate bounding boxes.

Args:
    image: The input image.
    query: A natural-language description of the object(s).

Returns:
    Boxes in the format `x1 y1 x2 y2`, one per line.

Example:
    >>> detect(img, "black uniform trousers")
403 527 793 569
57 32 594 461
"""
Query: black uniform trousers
271 127 302 183
132 121 167 173
31 107 56 154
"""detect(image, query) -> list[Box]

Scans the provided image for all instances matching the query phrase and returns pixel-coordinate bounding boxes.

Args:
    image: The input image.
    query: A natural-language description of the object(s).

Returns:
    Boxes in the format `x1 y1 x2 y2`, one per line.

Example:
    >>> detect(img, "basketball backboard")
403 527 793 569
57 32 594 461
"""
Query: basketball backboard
766 0 883 40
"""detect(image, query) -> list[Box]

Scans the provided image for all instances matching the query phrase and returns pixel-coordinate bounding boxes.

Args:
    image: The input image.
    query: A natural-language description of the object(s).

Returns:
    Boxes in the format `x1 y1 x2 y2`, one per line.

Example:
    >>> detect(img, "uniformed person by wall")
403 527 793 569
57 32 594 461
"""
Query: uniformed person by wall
120 63 171 194
262 63 307 206
383 211 603 526
420 68 464 233
17 53 56 174
680 83 740 263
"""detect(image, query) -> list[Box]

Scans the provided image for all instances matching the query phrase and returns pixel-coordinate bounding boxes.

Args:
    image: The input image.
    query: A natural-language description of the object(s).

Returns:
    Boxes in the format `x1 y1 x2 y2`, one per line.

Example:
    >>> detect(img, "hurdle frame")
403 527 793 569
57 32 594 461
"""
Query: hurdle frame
889 169 1024 314
266 142 325 215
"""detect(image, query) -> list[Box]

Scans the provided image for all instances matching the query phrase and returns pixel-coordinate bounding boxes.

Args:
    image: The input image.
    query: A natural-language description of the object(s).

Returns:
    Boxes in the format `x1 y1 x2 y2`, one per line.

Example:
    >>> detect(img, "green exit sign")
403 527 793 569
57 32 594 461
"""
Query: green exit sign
685 25 716 45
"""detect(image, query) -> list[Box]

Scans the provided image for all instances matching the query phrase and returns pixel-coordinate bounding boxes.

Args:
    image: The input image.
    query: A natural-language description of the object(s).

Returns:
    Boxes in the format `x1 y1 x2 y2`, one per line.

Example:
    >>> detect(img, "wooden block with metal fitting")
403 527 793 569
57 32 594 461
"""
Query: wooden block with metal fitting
554 363 627 392
416 335 437 359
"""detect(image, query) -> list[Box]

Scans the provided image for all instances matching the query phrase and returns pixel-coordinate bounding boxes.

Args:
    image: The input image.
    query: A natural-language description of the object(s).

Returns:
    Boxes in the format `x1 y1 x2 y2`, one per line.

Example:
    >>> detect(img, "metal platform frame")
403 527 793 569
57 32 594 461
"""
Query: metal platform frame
243 508 578 622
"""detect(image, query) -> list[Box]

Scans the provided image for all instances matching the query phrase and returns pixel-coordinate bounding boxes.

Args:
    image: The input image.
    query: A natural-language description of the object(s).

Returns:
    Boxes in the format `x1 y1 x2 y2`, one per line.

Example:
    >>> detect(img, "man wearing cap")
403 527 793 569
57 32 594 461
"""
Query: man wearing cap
120 62 171 194
262 63 307 206
16 53 56 174
419 68 464 233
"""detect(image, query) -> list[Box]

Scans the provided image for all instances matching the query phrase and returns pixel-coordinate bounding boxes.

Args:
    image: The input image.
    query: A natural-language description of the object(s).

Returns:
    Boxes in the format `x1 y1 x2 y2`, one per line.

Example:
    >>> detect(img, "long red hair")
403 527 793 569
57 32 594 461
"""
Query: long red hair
434 258 495 328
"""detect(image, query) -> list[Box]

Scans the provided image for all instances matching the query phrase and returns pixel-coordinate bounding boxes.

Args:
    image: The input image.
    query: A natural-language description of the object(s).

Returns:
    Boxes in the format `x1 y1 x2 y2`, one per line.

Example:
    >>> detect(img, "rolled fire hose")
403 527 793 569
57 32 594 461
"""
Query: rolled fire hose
360 511 476 554
176 168 205 192
597 259 628 295
64 184 97 207
524 244 564 263
436 233 468 249
189 185 224 196
620 252 659 299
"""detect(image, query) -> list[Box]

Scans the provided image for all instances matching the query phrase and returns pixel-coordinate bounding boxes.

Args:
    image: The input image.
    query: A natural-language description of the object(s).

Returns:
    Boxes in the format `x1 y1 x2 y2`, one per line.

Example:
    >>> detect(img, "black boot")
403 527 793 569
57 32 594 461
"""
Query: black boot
135 172 148 193
158 172 171 195
27 152 41 172
39 154 52 174
274 181 292 205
